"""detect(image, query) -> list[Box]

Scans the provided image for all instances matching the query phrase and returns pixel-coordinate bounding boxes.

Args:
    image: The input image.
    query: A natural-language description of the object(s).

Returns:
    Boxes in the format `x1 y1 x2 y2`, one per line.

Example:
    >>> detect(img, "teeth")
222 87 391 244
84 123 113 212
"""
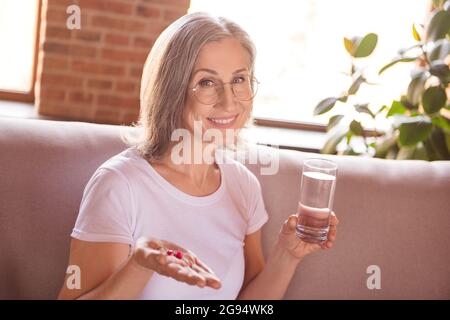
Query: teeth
208 116 236 124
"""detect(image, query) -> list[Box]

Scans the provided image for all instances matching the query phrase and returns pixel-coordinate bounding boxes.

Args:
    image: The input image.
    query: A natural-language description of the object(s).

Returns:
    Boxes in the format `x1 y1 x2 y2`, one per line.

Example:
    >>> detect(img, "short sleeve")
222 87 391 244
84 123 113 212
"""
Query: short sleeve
246 173 269 235
71 167 135 245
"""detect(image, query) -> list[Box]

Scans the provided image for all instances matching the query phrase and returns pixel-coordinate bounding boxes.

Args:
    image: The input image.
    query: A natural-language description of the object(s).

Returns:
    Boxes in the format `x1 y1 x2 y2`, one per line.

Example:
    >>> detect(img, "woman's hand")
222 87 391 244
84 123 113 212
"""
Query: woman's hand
132 237 222 289
277 212 339 261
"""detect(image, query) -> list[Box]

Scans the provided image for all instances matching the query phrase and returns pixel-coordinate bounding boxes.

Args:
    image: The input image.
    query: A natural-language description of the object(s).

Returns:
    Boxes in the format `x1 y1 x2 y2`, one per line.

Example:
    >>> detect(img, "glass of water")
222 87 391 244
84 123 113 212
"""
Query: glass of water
296 158 337 244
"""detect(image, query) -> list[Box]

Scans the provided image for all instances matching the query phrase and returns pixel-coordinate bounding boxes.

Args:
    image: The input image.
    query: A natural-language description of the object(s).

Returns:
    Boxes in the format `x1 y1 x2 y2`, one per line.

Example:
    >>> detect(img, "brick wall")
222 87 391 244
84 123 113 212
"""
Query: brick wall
35 0 190 125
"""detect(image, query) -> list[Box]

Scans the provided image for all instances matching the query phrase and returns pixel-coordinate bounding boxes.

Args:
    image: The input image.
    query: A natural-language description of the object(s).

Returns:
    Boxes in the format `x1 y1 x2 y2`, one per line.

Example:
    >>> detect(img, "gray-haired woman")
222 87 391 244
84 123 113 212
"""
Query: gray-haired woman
58 12 338 300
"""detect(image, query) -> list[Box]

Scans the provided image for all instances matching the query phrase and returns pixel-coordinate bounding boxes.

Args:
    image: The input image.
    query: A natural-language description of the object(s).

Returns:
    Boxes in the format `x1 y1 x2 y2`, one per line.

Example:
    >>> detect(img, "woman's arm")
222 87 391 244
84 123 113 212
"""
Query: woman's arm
237 232 299 300
57 239 153 300
237 213 338 300
58 237 221 300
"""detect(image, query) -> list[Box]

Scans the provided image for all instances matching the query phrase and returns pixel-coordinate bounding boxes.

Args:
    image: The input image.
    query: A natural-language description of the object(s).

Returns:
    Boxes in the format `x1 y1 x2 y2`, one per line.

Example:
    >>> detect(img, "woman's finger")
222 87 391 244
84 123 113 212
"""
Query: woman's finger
190 264 222 289
281 214 298 234
329 212 339 226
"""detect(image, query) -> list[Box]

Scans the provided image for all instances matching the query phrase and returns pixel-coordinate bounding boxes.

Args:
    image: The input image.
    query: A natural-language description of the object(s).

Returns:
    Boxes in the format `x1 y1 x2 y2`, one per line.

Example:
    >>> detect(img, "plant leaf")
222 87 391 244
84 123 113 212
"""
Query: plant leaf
426 10 450 41
398 116 433 146
327 114 345 131
349 120 364 136
412 23 421 41
313 97 338 115
343 37 354 56
354 104 375 118
429 61 450 79
354 33 378 58
431 115 450 133
428 39 450 61
378 57 417 75
321 127 347 154
422 86 447 114
407 71 428 106
387 100 407 117
348 74 366 95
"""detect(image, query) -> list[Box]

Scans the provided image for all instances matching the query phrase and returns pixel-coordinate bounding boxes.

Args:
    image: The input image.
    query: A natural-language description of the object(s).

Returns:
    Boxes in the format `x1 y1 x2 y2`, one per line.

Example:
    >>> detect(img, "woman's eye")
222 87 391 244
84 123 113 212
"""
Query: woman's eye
233 76 246 84
199 79 215 87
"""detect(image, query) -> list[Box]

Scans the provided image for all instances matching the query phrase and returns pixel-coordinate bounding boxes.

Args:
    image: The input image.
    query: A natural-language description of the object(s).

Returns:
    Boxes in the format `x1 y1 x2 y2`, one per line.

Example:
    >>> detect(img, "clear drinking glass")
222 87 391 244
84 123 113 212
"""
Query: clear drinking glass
296 158 337 244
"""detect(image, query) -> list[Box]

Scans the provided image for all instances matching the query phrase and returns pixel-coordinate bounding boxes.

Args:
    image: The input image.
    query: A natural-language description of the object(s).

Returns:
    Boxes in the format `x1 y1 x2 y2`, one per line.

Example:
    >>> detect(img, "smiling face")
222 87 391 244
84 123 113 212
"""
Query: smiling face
182 37 254 146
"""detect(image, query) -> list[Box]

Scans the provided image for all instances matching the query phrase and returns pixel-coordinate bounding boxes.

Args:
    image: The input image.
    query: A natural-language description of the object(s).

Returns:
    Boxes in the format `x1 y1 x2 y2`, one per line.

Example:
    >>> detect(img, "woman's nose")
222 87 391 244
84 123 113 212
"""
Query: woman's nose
215 83 238 110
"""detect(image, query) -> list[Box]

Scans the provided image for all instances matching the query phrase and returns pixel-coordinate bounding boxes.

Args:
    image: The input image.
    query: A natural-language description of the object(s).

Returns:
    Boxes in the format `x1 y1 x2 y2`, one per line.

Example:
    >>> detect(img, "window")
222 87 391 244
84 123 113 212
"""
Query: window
188 0 430 128
0 0 41 101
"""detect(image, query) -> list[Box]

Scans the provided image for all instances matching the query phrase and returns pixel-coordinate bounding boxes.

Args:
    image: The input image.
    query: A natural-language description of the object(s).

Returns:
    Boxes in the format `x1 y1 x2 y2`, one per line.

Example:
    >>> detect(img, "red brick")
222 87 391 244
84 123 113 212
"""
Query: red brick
43 42 69 55
134 36 154 48
105 33 130 46
70 44 97 58
78 0 134 15
87 79 113 90
45 8 68 24
69 91 94 104
164 9 186 21
42 57 69 70
98 94 140 109
40 73 83 87
116 81 136 92
101 48 147 63
129 66 143 78
136 5 161 18
39 89 66 101
91 15 146 32
46 26 72 40
71 60 125 76
74 30 101 42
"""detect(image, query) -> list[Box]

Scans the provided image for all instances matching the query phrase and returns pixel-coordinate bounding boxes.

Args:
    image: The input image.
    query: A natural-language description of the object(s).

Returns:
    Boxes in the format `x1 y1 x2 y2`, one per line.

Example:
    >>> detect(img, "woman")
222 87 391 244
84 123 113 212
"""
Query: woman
58 12 338 300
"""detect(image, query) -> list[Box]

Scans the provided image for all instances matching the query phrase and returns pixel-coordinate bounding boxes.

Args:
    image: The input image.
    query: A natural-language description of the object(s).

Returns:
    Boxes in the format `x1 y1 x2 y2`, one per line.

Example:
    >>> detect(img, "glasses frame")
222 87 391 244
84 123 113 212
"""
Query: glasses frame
189 75 259 105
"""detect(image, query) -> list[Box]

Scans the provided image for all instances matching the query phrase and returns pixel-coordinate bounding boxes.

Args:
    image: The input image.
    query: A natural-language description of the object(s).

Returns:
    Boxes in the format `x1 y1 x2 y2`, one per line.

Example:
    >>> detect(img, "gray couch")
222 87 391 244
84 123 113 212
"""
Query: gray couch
1 117 449 299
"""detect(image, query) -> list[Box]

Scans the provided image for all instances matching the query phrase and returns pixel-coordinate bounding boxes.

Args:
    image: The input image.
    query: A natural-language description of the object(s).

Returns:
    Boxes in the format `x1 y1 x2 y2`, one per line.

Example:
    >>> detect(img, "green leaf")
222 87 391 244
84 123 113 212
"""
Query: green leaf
429 61 450 83
423 127 450 160
313 97 338 115
431 115 450 133
412 23 421 41
376 105 388 115
327 114 345 131
354 33 378 58
422 86 447 114
426 10 450 41
348 74 366 95
354 104 375 118
321 127 347 154
338 95 348 103
407 71 428 106
343 37 354 56
349 120 364 136
398 116 433 146
378 57 417 75
428 39 450 61
387 100 407 117
374 135 397 158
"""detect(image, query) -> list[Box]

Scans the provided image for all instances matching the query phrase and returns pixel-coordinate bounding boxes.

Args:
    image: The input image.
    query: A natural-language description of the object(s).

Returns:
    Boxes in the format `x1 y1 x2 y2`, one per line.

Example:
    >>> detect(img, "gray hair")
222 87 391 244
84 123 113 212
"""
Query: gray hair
121 12 257 160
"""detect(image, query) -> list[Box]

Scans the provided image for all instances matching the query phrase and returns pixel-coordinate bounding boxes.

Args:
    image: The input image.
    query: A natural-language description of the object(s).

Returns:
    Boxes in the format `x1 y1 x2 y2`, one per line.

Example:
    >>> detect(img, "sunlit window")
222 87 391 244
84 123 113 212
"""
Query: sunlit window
189 0 430 126
0 0 40 93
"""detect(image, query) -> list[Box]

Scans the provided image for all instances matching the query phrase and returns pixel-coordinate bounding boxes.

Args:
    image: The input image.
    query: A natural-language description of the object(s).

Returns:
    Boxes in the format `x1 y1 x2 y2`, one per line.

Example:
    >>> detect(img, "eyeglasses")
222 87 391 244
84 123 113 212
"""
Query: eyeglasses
190 75 259 105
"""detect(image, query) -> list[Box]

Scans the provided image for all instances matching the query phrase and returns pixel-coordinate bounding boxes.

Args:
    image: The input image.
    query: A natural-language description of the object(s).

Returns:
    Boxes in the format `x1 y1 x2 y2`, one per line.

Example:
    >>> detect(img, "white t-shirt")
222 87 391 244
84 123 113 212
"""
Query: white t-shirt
71 146 269 299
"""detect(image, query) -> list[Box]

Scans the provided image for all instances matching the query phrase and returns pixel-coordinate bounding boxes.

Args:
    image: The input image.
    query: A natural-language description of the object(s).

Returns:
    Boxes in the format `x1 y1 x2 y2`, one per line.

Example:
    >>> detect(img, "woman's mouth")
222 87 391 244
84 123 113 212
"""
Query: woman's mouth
206 114 239 128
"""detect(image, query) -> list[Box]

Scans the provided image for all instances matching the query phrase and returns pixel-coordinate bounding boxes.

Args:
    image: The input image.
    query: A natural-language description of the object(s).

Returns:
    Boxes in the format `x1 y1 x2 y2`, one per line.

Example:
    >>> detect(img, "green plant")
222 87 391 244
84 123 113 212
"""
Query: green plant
314 0 450 160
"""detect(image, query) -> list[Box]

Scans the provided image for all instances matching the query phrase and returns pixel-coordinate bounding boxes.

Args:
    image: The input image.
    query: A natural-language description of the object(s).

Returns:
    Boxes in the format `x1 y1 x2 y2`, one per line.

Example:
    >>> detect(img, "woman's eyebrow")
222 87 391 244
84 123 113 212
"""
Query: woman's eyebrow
192 68 248 77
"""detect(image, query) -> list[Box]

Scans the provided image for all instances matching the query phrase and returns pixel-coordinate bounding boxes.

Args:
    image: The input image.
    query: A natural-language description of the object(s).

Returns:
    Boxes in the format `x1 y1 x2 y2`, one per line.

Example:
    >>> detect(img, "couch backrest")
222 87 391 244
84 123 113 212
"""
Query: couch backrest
1 118 449 299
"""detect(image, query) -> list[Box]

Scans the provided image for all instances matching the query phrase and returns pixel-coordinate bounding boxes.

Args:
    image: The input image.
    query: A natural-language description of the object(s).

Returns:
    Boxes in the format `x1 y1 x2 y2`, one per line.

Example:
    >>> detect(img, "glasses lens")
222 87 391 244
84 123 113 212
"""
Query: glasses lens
196 86 217 104
233 76 258 101
194 76 258 104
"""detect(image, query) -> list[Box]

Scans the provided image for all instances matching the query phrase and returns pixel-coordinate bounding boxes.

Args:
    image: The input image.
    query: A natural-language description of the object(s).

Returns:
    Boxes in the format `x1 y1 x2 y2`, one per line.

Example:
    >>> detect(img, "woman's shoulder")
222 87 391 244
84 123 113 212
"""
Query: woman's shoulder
93 146 144 181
